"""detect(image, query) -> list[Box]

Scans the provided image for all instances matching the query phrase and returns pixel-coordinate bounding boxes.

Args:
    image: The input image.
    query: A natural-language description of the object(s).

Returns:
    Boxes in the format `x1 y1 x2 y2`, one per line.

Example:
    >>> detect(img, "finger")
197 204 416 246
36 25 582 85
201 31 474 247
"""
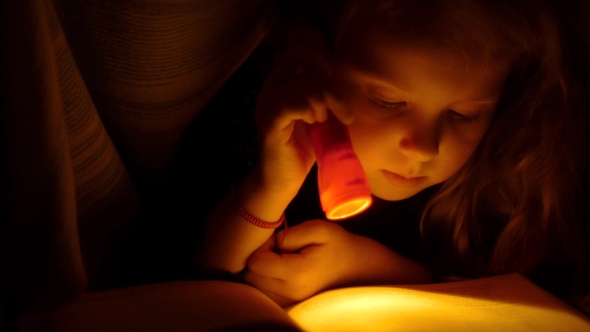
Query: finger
287 71 331 125
248 250 307 280
268 105 317 134
293 121 313 154
277 77 326 126
252 233 277 254
266 91 325 132
297 70 350 125
326 95 353 125
244 268 284 288
276 219 336 253
305 86 329 124
243 270 294 306
244 270 301 307
325 82 354 125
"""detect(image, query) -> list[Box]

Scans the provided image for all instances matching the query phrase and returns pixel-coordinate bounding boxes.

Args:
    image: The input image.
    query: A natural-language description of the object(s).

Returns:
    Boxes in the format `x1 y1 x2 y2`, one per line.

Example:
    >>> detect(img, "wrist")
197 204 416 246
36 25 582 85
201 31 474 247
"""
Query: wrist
258 157 309 195
236 166 298 223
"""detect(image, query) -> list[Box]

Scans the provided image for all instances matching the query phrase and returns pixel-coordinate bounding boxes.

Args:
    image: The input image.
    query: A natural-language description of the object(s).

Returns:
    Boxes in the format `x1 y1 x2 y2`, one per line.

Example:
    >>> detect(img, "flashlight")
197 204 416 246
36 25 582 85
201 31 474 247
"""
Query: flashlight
308 111 372 220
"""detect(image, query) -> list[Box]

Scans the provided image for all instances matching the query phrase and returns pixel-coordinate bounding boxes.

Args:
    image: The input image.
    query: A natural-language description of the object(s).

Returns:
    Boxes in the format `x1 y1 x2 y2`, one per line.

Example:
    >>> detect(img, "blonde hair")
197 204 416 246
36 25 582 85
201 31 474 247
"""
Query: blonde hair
335 0 588 292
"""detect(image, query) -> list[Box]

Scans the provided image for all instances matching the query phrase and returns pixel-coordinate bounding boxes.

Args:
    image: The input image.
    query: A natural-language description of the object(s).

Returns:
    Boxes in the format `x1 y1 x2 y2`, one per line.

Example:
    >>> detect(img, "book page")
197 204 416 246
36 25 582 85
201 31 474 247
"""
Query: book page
19 280 301 332
286 273 590 332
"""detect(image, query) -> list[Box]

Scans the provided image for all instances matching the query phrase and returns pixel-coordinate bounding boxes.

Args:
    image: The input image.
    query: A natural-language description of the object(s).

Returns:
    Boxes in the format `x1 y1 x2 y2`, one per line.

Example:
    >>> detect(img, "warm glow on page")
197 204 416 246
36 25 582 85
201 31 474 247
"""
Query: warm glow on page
285 274 590 332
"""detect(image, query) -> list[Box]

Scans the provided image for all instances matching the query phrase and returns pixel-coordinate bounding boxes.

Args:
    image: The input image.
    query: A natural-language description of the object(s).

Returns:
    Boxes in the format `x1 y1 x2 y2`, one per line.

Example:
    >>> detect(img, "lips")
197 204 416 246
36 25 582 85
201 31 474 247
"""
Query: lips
382 170 427 188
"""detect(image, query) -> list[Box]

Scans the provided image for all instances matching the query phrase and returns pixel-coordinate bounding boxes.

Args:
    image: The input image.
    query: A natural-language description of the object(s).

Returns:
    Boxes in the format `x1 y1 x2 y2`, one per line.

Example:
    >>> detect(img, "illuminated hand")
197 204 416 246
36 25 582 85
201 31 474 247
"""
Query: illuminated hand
244 219 372 307
254 27 353 197
245 219 433 307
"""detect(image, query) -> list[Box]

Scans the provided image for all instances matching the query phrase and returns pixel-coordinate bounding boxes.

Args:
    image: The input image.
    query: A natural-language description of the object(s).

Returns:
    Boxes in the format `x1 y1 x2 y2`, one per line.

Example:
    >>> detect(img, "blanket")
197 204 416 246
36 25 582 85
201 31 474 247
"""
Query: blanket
0 0 276 318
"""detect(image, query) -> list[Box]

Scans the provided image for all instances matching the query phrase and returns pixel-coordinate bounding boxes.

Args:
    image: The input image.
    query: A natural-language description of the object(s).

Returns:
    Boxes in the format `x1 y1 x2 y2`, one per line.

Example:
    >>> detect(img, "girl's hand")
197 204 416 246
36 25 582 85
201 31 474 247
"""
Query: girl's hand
201 30 353 274
244 220 432 307
244 220 360 307
254 28 353 197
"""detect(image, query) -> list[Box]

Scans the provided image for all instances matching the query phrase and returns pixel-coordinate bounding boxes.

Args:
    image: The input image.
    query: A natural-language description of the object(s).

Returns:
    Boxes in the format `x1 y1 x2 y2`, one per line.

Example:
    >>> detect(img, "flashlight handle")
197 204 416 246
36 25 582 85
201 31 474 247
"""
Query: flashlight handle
308 111 372 220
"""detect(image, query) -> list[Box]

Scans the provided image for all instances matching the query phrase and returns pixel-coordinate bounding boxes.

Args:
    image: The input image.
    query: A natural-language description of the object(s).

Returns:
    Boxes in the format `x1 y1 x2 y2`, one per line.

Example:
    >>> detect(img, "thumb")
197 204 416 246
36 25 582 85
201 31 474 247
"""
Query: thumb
254 233 277 254
277 219 336 253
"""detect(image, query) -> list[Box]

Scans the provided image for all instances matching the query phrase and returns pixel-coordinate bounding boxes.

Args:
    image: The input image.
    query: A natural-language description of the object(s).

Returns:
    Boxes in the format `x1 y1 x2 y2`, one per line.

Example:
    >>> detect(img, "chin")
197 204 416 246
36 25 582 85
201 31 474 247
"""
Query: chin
369 183 422 201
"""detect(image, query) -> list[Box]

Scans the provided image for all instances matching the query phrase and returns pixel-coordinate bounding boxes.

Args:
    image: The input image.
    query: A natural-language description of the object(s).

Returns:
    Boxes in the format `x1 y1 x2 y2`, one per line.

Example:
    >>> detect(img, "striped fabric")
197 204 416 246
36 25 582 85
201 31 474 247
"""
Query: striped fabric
1 0 275 315
52 0 275 182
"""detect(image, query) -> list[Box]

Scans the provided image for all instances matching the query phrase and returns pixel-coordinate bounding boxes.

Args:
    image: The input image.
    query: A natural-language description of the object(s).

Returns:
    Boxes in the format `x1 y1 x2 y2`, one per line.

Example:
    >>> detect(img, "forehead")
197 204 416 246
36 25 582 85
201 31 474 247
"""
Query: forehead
335 26 511 100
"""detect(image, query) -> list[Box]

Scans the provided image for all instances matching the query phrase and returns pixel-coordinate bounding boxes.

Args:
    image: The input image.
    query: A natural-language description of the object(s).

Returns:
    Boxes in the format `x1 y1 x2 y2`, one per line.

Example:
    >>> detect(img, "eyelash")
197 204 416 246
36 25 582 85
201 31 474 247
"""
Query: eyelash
368 96 405 109
447 110 480 123
370 96 481 123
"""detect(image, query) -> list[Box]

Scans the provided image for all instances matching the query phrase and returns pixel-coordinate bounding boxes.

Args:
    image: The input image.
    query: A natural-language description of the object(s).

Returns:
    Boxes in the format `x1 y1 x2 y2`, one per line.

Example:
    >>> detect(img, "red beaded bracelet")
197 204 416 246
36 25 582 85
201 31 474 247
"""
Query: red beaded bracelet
237 206 285 229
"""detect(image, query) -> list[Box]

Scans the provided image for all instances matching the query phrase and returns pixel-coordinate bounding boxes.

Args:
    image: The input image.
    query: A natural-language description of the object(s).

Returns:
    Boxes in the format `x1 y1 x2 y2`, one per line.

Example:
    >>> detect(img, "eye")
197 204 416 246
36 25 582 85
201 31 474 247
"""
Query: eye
368 96 406 109
447 109 480 123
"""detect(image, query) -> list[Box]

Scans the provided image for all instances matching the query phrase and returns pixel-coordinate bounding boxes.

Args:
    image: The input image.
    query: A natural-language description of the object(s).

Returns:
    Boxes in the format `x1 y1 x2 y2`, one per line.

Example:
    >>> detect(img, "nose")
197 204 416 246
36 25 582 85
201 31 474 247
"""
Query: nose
398 119 439 162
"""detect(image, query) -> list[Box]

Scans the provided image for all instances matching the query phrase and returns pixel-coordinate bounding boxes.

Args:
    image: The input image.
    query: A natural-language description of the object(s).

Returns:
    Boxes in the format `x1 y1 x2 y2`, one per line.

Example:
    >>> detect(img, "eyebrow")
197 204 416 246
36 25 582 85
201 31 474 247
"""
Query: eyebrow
349 59 501 106
367 72 499 105
371 80 497 104
458 98 497 105
367 73 412 95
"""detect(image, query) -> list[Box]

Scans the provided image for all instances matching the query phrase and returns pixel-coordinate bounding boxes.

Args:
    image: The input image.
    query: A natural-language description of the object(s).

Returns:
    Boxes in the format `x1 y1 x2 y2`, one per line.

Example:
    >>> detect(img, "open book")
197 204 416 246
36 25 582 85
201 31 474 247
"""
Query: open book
285 273 590 331
23 273 590 331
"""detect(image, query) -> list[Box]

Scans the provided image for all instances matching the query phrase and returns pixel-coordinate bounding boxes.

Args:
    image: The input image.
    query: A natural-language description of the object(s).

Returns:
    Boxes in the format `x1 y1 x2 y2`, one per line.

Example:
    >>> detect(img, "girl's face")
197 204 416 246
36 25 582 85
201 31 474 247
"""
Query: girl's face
334 29 510 201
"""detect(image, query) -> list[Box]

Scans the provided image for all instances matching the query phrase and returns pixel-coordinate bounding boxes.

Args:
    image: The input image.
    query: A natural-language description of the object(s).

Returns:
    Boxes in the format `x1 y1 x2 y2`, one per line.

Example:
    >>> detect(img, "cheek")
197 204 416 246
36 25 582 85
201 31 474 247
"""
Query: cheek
439 114 492 169
347 115 379 163
346 106 395 171
335 79 385 166
436 130 485 179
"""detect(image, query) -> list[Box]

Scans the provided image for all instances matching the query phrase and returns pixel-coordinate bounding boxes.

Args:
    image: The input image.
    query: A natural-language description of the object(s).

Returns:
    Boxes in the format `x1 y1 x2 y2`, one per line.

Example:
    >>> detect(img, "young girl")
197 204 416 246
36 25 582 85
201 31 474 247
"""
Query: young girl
199 0 590 308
